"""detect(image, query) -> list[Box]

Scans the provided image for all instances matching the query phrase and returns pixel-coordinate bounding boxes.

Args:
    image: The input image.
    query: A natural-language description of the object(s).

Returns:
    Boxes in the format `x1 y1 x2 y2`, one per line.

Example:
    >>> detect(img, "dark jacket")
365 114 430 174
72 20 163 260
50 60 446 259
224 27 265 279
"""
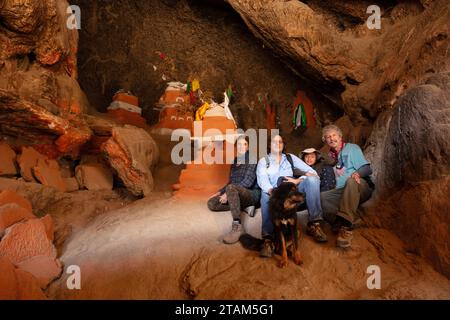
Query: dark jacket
312 160 336 192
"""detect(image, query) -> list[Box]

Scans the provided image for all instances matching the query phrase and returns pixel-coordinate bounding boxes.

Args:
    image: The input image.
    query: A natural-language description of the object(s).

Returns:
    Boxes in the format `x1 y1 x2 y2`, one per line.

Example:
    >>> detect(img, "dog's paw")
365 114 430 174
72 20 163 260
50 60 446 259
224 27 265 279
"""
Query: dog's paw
278 259 288 268
294 252 303 265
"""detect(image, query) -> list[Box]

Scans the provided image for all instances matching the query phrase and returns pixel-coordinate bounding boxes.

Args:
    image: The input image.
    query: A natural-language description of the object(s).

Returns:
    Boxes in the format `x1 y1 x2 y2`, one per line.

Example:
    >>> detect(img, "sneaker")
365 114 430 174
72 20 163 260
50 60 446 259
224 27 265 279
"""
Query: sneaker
223 221 244 244
336 227 353 248
244 205 256 217
307 222 328 243
259 239 274 258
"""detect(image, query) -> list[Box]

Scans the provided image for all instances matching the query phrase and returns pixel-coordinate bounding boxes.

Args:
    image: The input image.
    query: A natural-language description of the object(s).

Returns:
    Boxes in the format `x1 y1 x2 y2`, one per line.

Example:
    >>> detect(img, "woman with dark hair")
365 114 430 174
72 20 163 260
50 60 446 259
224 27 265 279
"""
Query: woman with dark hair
300 148 336 192
207 135 260 244
256 135 327 258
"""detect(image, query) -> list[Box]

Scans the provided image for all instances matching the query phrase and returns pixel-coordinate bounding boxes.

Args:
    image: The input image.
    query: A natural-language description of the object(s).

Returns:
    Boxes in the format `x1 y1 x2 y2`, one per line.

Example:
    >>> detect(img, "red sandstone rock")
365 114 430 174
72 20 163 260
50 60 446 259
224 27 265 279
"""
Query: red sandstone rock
16 255 62 289
33 158 67 192
0 203 36 234
0 219 57 265
39 214 54 242
75 164 113 191
0 258 46 299
0 90 92 158
102 125 159 196
0 256 17 299
0 143 18 176
15 269 47 300
17 146 47 182
64 177 80 192
0 189 33 212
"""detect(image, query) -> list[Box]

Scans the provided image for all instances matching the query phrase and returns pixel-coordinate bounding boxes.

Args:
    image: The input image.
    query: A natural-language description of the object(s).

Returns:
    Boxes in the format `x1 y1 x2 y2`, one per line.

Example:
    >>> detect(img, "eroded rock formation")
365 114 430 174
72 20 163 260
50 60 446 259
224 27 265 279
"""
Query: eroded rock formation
228 0 450 277
0 0 449 282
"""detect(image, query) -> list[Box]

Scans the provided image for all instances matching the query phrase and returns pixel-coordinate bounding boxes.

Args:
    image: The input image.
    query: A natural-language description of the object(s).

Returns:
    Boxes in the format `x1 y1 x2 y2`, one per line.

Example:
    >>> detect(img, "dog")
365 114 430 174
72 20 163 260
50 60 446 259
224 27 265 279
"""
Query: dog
269 182 305 268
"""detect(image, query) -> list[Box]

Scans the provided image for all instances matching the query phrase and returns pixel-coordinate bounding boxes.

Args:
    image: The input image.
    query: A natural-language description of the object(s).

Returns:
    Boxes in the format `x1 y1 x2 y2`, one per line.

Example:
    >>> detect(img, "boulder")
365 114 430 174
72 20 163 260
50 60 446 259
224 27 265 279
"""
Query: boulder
0 189 33 212
0 219 57 265
75 164 113 191
40 214 54 242
15 268 47 300
0 256 17 299
64 177 80 192
102 125 159 196
0 143 18 176
0 257 47 300
0 203 36 234
33 158 67 192
0 90 92 158
17 146 47 182
16 255 62 289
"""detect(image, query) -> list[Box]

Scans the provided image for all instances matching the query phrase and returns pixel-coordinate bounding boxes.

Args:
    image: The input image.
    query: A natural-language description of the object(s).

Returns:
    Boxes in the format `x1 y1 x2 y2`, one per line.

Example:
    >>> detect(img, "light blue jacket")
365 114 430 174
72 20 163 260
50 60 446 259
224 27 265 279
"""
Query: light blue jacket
256 153 317 193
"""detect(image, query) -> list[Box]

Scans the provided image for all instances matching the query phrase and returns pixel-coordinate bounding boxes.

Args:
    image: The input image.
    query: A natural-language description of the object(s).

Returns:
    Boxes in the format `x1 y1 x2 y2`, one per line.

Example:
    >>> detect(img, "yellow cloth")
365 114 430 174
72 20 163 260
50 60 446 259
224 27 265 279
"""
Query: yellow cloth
192 79 200 92
195 102 210 121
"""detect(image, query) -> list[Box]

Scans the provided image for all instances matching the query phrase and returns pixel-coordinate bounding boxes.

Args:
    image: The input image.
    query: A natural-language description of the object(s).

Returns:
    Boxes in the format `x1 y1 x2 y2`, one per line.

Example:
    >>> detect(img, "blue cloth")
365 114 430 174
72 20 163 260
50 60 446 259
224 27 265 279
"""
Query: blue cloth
256 154 323 237
335 143 370 189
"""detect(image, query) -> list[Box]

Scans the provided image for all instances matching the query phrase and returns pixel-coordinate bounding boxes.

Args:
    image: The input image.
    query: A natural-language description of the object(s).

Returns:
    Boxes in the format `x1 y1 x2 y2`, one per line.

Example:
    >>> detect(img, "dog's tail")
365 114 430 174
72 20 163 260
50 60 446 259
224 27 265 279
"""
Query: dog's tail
239 234 264 251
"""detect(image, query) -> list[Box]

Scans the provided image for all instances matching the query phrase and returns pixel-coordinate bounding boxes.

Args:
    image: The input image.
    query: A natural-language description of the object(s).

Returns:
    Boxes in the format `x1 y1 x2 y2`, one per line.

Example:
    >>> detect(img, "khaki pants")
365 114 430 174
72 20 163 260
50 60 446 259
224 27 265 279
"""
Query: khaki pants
320 178 373 225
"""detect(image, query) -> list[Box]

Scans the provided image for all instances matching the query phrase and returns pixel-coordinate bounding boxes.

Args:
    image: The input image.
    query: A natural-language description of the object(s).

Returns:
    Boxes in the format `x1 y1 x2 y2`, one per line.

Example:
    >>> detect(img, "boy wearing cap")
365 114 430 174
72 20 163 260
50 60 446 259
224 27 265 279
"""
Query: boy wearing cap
300 148 336 192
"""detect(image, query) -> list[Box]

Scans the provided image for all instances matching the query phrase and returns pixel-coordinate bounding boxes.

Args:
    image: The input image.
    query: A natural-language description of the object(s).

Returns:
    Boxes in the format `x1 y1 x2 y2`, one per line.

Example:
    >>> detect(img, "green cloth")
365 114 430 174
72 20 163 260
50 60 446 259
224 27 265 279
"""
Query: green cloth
186 82 192 94
292 103 307 128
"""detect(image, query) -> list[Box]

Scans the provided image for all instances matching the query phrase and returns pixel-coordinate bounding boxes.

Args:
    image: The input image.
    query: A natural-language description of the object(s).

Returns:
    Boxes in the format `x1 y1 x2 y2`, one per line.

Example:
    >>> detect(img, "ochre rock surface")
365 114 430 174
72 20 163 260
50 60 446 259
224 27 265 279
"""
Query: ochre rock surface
0 143 18 176
102 125 159 196
0 219 57 265
0 203 35 234
0 257 46 300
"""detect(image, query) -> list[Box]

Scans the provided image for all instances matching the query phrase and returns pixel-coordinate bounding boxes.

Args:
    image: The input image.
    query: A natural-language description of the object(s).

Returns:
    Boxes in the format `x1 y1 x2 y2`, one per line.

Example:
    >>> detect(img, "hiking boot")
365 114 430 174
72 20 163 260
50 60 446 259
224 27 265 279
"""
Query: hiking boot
307 222 328 243
259 239 274 258
223 221 244 244
244 205 256 217
336 227 353 248
331 220 342 234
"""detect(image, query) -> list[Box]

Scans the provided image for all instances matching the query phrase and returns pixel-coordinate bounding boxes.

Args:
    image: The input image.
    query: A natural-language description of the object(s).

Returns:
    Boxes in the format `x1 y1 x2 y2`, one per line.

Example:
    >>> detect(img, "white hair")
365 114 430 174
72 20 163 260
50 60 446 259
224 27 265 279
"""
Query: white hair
322 125 343 141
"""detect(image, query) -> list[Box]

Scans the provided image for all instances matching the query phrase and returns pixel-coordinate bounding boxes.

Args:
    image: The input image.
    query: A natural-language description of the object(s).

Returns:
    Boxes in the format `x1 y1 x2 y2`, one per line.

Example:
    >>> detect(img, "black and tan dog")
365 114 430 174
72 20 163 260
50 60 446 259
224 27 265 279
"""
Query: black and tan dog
269 182 305 268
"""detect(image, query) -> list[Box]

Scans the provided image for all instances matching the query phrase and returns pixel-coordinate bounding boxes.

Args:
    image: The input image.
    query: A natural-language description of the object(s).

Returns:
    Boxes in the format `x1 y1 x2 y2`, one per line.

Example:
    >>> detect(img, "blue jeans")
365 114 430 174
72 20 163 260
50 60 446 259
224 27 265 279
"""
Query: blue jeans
260 176 323 237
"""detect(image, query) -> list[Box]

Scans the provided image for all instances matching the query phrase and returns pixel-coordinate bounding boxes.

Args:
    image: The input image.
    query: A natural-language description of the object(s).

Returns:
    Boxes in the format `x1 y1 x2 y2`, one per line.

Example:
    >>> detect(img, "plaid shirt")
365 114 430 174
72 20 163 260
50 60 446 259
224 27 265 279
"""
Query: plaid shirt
219 152 258 199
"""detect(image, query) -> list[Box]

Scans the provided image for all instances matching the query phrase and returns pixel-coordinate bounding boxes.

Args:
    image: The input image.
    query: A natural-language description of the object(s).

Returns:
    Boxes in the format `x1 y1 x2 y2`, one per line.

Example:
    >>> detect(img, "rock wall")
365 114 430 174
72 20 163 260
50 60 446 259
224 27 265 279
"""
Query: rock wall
225 0 450 277
365 72 450 277
228 0 450 124
1 0 449 277
71 0 340 128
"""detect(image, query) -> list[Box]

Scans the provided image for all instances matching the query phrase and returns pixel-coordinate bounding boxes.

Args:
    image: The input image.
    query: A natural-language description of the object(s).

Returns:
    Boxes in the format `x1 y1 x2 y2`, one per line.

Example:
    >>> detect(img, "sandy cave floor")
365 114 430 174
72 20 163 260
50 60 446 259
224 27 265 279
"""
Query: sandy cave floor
45 193 450 300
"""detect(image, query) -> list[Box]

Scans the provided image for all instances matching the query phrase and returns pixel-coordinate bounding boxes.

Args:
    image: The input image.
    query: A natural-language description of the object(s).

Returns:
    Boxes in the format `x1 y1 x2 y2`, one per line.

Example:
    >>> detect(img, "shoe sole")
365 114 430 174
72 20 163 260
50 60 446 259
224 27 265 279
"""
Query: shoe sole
336 242 352 248
223 240 240 244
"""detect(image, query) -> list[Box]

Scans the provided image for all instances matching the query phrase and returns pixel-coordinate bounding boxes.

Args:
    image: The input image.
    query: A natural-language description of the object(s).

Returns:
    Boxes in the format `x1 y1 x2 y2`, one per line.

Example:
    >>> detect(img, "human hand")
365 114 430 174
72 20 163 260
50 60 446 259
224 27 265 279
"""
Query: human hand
209 192 220 199
305 172 317 177
219 193 228 204
351 172 361 184
268 188 273 196
284 177 302 185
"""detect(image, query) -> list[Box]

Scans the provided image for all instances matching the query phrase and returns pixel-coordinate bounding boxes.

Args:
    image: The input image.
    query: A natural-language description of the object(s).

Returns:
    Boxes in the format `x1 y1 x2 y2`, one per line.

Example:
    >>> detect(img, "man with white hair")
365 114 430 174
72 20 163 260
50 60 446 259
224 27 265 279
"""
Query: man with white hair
320 125 374 248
